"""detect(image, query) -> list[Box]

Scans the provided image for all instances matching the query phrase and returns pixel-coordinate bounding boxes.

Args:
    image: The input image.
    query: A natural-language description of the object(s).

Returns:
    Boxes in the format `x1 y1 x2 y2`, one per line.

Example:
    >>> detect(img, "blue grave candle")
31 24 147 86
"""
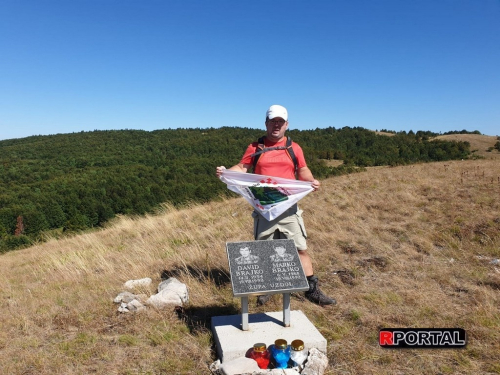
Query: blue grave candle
271 339 291 369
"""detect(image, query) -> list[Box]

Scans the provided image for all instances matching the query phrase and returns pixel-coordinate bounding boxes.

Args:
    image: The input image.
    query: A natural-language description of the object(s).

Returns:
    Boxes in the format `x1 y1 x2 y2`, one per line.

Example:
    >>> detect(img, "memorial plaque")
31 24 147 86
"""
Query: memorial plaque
226 239 309 297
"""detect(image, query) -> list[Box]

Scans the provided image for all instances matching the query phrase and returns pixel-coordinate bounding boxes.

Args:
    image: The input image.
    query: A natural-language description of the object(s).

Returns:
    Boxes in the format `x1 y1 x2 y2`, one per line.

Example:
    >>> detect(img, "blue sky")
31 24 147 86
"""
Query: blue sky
1 0 499 141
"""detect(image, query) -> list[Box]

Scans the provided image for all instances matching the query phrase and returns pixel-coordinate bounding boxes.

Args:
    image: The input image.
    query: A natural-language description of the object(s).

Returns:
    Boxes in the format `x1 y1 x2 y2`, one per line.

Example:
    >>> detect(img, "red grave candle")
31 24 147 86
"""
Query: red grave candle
249 342 271 369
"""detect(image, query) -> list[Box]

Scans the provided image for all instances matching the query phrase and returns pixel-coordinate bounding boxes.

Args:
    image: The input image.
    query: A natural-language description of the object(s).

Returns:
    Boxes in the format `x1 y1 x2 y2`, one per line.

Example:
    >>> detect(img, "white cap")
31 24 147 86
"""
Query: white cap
266 105 288 121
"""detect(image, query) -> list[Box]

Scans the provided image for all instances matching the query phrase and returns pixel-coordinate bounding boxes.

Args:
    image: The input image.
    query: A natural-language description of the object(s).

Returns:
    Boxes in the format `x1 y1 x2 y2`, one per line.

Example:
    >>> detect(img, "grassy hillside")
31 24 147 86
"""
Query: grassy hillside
1 157 499 374
436 134 500 160
2 126 472 252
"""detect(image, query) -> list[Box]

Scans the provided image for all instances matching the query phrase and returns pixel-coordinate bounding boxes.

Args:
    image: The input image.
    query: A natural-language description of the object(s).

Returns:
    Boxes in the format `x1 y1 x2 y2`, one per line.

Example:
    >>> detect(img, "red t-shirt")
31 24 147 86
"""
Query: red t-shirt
240 137 307 180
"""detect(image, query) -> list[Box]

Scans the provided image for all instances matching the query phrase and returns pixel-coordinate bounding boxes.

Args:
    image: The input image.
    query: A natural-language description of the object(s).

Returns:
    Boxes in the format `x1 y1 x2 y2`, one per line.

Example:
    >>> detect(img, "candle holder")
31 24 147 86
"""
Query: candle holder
271 339 291 369
248 342 271 369
290 339 308 367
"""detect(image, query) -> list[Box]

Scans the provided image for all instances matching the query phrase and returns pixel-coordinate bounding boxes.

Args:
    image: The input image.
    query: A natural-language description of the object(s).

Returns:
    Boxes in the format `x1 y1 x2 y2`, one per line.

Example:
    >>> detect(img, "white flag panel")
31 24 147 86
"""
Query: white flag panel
220 170 314 221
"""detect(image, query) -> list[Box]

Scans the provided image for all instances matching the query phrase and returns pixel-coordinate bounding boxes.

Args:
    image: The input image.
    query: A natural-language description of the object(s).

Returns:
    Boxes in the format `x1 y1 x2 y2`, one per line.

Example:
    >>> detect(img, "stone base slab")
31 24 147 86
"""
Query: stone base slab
211 310 327 363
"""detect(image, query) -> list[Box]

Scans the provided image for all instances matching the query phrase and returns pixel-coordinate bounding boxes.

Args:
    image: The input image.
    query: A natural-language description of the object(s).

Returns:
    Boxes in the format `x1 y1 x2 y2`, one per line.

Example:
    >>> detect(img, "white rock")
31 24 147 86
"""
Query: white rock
301 348 328 375
238 368 300 375
146 278 189 308
127 299 146 312
256 369 300 375
158 277 185 292
118 302 129 313
114 291 137 303
146 289 183 307
219 357 261 375
209 359 222 374
124 277 152 289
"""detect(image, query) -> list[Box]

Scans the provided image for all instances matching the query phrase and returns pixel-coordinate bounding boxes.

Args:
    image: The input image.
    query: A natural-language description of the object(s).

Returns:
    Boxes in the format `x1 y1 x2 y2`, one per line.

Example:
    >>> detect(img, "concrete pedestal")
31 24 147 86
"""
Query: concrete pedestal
211 310 327 363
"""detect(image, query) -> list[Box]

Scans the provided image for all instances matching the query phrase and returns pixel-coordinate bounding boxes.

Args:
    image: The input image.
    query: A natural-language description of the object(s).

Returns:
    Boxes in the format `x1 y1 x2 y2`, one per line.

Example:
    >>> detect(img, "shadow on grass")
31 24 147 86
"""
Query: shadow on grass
174 304 240 334
160 266 236 334
161 266 231 287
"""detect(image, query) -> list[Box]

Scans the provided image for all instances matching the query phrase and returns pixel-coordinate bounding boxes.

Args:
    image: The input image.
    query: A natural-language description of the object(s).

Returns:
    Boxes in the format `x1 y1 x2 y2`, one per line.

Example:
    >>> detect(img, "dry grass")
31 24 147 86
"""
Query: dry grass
435 134 500 160
374 131 396 137
323 159 344 168
375 131 500 160
1 159 500 374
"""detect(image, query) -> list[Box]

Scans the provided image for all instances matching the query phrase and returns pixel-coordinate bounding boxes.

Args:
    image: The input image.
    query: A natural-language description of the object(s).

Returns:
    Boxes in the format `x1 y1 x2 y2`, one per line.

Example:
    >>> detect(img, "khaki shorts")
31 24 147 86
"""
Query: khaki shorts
252 204 308 250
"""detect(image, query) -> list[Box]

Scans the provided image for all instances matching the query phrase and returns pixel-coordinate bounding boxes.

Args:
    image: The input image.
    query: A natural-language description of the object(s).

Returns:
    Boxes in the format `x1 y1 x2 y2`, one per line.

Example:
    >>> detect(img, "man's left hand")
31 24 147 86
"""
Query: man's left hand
311 179 320 191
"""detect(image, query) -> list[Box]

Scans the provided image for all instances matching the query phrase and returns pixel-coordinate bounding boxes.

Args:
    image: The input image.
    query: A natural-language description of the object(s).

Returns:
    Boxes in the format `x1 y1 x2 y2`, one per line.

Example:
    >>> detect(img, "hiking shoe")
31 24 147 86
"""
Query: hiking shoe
257 294 272 306
305 276 336 306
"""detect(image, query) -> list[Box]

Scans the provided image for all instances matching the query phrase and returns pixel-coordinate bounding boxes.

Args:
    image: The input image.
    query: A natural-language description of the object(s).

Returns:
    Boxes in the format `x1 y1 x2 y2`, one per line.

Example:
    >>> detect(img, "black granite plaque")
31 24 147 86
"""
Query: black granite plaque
226 239 309 297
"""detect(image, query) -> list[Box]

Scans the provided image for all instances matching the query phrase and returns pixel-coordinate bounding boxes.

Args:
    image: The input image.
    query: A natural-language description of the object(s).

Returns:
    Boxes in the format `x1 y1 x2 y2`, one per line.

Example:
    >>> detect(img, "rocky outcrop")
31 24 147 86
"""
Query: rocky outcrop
113 277 188 313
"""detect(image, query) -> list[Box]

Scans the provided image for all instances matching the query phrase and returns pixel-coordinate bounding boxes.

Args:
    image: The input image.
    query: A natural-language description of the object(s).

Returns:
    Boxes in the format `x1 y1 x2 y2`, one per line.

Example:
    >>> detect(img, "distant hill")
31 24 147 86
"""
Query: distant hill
373 131 500 159
0 126 473 252
436 134 500 159
373 131 396 136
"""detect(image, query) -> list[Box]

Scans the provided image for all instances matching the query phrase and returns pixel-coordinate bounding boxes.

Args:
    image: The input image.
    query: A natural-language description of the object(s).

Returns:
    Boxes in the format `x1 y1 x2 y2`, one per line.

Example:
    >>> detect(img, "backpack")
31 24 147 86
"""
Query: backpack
251 136 298 173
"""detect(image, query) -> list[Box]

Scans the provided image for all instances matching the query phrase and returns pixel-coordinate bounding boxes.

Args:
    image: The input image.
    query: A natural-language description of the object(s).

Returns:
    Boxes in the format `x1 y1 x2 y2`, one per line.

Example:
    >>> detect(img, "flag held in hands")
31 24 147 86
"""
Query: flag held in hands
219 170 314 221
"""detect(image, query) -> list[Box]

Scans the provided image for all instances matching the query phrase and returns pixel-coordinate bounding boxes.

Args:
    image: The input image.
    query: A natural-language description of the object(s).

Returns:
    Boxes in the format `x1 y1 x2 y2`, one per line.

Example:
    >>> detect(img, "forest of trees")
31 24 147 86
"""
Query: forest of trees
0 126 473 252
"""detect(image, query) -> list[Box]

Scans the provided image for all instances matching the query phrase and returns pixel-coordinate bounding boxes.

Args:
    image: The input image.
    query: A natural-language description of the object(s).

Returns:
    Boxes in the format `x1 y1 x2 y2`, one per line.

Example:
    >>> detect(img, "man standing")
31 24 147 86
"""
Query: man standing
216 105 335 306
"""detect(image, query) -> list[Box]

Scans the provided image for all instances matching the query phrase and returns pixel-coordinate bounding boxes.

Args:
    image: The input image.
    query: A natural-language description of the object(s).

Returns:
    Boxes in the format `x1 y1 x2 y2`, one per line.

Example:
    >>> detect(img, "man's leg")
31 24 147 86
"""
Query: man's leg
298 250 336 306
257 230 336 306
305 275 336 306
298 250 313 276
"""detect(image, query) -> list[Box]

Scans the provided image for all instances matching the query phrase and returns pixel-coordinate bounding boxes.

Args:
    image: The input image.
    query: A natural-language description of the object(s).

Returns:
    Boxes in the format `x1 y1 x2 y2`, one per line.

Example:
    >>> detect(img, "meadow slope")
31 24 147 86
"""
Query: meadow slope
1 158 499 374
435 134 500 160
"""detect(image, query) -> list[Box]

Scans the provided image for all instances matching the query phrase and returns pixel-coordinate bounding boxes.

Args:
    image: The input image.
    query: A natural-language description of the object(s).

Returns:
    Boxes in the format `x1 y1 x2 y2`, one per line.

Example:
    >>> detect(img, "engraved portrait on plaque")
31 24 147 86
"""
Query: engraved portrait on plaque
270 245 294 262
235 246 260 265
226 239 309 297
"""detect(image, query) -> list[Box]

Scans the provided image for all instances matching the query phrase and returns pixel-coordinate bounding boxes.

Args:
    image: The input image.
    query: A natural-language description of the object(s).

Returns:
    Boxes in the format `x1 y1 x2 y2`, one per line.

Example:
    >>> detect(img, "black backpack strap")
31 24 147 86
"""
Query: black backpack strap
251 136 299 172
252 136 266 171
285 137 298 172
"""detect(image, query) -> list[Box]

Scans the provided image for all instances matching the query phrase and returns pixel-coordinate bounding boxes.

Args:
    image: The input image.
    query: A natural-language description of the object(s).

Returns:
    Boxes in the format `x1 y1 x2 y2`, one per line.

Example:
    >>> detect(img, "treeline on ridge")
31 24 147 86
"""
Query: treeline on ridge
0 126 472 252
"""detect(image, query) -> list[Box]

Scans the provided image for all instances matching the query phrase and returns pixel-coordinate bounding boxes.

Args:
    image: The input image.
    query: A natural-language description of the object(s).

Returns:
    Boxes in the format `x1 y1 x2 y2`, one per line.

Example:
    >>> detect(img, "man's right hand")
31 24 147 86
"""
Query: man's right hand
216 166 226 177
